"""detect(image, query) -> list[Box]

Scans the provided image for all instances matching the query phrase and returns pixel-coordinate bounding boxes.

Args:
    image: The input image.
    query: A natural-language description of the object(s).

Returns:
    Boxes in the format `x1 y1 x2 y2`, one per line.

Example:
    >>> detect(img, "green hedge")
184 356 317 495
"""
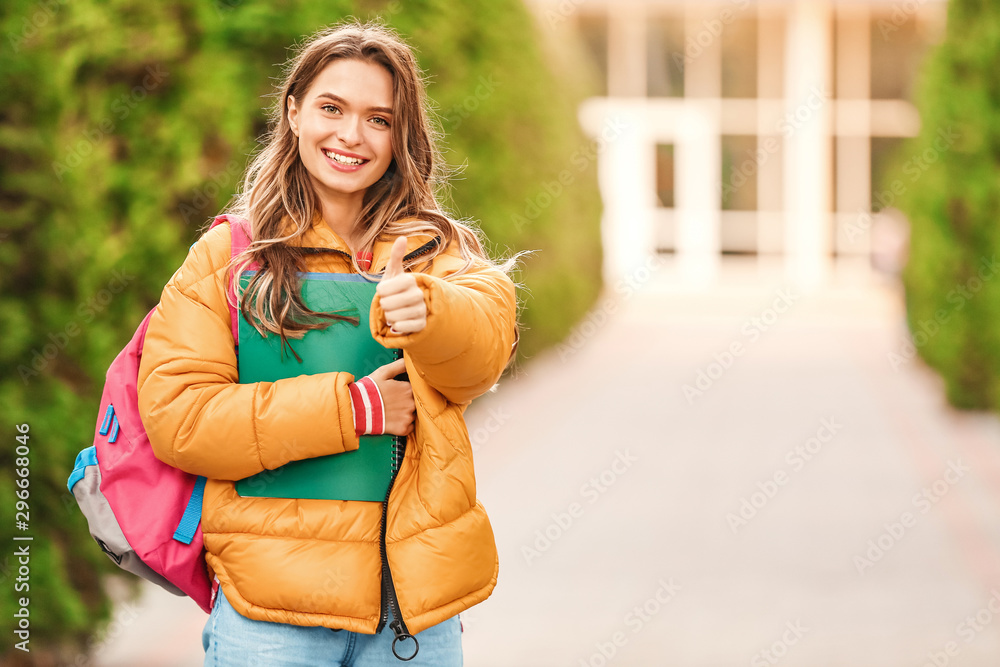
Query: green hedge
895 0 1000 409
0 0 601 661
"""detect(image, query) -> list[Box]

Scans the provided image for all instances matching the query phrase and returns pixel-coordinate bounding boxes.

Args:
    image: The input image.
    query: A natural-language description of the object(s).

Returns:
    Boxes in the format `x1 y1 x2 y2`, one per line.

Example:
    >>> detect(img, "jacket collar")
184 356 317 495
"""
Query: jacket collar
285 211 441 273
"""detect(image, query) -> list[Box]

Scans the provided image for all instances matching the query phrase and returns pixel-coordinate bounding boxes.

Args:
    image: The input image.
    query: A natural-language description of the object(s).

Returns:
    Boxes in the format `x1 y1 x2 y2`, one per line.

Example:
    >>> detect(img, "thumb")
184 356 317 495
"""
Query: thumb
382 236 408 281
369 357 406 381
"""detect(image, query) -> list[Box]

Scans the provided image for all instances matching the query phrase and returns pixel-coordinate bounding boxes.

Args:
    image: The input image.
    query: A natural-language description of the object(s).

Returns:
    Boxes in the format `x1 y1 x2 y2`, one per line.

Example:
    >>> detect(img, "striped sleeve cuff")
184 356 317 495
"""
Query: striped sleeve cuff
347 376 386 436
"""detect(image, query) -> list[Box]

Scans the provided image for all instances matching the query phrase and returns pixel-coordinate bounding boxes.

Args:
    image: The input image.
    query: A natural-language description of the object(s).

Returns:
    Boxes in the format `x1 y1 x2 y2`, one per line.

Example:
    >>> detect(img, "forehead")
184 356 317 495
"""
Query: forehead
305 58 393 106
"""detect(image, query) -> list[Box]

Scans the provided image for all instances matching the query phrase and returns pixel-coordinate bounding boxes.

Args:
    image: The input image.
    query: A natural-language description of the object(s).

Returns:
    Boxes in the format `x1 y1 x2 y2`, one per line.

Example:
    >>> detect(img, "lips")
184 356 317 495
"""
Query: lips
322 148 370 167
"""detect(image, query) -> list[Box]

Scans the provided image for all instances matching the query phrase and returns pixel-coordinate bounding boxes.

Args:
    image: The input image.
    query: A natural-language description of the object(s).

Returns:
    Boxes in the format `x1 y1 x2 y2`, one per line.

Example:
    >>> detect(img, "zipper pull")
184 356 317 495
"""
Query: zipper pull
389 619 418 661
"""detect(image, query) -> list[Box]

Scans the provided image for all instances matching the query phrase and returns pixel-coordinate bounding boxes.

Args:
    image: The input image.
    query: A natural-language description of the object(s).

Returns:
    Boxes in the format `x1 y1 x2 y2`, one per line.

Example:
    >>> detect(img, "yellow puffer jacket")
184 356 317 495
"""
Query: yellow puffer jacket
136 214 517 636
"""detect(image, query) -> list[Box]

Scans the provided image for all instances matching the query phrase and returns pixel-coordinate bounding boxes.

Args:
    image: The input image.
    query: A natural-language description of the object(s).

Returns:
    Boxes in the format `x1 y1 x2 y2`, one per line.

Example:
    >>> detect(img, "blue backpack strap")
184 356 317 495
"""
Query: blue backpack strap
108 413 120 443
99 404 114 436
67 446 99 493
173 476 207 545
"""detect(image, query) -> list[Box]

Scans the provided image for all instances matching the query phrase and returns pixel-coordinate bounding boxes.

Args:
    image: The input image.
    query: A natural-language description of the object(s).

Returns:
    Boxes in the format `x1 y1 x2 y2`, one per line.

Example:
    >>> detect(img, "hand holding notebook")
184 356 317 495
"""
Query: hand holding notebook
366 357 415 436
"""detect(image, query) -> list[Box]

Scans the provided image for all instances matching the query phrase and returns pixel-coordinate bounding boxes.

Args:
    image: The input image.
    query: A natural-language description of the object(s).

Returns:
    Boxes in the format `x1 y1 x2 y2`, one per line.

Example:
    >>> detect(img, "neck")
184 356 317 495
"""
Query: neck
317 192 365 253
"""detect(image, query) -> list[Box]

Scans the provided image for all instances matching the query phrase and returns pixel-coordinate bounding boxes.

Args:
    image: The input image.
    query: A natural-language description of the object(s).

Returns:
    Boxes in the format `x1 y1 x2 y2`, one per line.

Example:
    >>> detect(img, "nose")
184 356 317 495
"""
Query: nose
337 114 364 147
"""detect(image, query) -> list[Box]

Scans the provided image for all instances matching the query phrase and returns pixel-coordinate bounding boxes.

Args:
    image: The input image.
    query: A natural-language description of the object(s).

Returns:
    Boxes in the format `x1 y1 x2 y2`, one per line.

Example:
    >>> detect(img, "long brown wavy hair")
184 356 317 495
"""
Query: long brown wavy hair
221 20 512 349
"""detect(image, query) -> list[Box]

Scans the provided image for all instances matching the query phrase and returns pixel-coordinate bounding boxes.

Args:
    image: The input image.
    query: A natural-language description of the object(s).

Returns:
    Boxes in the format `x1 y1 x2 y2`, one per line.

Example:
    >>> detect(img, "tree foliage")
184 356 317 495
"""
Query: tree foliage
896 0 1000 409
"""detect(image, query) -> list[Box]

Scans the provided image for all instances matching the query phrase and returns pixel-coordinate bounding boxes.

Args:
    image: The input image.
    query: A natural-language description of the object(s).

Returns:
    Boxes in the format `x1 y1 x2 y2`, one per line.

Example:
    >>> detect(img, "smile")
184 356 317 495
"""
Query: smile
323 149 369 166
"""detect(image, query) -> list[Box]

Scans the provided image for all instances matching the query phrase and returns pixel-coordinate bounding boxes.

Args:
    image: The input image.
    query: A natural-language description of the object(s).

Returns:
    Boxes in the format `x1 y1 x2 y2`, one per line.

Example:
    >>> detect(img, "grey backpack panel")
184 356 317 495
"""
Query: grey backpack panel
71 464 185 597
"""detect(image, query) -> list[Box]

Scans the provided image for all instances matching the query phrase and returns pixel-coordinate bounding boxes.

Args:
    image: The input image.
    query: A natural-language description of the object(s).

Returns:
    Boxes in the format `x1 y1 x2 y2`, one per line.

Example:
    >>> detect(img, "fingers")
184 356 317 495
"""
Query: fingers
379 276 426 335
376 275 416 298
384 302 427 334
382 303 426 324
384 419 414 437
378 291 426 316
386 419 415 437
381 236 408 282
387 318 425 334
379 367 416 436
370 357 406 381
377 237 427 335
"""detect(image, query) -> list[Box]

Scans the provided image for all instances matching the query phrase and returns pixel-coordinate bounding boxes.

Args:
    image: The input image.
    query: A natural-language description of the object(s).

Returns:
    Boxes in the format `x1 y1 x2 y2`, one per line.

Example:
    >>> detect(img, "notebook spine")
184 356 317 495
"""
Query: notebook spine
391 435 405 475
391 349 406 475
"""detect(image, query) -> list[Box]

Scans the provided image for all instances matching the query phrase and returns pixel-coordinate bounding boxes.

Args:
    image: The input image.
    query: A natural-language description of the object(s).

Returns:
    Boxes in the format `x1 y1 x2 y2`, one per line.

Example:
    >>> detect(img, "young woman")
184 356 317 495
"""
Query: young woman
137 20 518 666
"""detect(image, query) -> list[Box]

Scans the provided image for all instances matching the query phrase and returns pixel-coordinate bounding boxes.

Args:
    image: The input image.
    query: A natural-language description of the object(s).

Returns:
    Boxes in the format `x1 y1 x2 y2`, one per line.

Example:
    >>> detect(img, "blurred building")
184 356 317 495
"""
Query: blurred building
525 0 947 288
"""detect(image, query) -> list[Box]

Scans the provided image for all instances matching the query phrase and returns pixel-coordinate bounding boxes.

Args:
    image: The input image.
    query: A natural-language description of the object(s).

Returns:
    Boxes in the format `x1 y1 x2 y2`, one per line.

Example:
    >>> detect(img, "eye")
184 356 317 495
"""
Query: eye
371 117 390 127
321 104 341 114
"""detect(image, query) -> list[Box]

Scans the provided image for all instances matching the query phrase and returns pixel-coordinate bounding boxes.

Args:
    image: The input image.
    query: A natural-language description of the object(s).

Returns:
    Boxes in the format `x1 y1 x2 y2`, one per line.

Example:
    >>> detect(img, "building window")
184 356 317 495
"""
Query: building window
647 16 686 98
871 136 906 211
721 16 758 99
578 13 609 96
655 143 676 208
721 135 759 211
870 13 927 101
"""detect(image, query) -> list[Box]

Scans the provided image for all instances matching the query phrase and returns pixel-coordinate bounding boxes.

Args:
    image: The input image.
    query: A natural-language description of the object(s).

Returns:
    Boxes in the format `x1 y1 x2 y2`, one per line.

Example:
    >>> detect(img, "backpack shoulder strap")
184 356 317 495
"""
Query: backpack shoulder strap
209 214 254 343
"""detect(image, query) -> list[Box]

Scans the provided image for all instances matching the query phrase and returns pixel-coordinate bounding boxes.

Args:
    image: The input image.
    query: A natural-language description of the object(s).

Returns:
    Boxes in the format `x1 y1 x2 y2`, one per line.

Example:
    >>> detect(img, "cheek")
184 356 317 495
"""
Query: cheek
376 132 393 159
298 117 319 143
299 140 314 167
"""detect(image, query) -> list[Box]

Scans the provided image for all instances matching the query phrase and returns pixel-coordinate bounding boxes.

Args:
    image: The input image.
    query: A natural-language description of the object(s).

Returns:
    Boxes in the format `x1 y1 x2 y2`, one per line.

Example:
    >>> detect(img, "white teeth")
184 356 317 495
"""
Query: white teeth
323 150 364 165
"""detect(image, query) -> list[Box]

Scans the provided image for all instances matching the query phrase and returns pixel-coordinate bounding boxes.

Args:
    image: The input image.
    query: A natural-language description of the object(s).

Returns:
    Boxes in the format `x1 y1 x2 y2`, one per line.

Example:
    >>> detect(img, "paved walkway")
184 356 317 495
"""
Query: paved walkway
95 258 1000 666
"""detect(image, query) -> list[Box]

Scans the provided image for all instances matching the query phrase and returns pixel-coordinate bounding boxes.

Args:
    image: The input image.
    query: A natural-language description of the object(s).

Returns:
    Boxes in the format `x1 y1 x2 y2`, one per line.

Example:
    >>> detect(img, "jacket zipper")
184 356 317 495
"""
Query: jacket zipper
301 235 441 267
400 237 440 264
372 239 438 661
375 429 417 660
308 236 442 660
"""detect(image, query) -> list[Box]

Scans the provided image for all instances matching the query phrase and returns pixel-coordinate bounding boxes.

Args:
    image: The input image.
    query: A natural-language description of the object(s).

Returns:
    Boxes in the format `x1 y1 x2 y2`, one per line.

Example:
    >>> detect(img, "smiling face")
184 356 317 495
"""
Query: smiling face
286 58 395 222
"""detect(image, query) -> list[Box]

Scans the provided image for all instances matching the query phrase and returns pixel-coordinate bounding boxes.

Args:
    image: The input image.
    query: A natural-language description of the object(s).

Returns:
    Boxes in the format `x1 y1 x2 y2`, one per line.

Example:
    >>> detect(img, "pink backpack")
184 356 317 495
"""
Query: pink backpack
67 214 251 613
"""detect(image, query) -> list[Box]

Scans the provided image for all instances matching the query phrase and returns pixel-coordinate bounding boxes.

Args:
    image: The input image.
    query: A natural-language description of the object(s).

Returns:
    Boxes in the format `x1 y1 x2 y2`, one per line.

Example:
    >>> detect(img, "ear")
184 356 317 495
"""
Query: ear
287 95 299 137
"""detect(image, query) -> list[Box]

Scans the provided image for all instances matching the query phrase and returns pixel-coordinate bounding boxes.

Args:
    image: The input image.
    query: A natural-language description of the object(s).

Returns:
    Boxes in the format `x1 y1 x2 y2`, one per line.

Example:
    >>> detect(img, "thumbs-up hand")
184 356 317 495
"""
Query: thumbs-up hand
376 236 427 334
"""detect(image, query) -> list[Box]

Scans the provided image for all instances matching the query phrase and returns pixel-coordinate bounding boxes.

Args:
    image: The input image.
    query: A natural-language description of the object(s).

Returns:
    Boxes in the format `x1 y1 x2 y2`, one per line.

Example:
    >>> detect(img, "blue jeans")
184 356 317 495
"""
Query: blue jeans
202 587 463 666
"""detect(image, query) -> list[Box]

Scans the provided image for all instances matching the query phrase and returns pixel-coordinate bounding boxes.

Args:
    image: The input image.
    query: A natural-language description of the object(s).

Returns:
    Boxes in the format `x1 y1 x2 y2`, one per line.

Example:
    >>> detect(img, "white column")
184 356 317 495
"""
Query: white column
783 0 833 289
677 5 723 284
675 104 721 285
579 101 655 289
603 112 653 287
598 7 653 286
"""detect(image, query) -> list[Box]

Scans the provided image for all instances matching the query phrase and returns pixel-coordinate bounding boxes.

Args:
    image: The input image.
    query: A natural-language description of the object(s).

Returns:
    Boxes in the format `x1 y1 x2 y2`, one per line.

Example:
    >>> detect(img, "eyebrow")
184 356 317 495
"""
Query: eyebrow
315 92 393 115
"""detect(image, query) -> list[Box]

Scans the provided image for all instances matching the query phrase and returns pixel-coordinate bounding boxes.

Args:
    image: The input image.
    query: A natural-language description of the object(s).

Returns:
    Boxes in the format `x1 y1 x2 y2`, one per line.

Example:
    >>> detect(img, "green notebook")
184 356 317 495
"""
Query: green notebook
235 272 402 502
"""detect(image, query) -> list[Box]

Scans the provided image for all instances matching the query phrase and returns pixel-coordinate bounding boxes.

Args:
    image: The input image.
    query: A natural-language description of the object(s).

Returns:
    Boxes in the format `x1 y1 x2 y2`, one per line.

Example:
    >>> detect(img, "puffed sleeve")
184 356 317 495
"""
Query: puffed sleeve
370 254 517 406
